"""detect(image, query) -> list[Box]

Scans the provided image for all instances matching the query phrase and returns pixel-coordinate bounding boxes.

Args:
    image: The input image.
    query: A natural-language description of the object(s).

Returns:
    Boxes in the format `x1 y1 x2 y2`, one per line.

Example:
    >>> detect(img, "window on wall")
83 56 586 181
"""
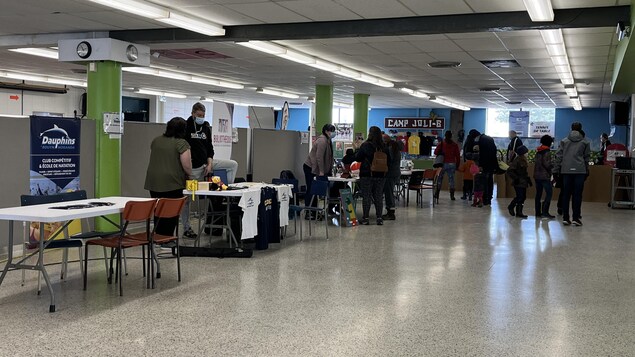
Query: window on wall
332 108 354 123
486 108 556 137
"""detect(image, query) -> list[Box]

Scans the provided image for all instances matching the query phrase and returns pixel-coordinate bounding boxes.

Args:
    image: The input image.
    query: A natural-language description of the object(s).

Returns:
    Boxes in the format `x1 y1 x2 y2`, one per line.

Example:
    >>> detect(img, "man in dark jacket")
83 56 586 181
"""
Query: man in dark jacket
506 130 523 162
465 130 498 205
553 122 590 226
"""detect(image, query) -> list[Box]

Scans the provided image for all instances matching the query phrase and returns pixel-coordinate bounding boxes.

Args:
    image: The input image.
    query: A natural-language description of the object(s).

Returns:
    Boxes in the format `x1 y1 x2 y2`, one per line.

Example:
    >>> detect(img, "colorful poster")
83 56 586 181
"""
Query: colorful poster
212 101 234 159
509 111 529 136
333 123 353 142
339 189 357 226
29 116 81 195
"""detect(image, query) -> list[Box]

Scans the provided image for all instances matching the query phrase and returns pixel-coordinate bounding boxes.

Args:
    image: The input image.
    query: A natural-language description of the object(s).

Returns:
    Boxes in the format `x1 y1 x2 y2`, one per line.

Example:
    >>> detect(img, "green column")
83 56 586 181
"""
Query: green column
315 85 333 133
87 61 122 230
354 93 369 139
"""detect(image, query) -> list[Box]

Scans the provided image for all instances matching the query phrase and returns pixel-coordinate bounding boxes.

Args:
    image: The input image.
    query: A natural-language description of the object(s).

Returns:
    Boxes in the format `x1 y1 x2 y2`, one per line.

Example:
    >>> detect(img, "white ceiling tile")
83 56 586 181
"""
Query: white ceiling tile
501 36 547 49
277 0 361 21
410 40 463 52
565 33 614 47
453 38 508 51
567 46 611 57
465 0 527 12
367 41 425 55
225 2 310 23
176 5 263 25
333 0 416 18
399 0 473 15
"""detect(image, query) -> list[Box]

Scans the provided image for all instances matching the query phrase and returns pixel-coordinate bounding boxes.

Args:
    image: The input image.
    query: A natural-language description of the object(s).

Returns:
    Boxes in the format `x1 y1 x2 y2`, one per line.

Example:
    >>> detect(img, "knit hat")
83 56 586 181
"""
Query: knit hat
515 145 529 156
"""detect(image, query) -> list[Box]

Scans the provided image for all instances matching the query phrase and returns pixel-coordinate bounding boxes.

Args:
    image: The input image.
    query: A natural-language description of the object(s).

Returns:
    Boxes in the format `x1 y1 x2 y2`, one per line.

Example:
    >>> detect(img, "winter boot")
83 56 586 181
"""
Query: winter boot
541 201 555 219
515 204 528 218
535 201 542 217
382 209 396 221
507 200 516 216
450 189 456 201
460 192 467 200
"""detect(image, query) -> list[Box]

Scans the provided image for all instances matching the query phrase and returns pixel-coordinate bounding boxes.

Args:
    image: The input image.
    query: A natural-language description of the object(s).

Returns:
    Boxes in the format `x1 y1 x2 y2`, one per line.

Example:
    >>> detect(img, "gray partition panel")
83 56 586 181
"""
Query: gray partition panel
231 128 248 180
121 122 164 198
251 129 307 185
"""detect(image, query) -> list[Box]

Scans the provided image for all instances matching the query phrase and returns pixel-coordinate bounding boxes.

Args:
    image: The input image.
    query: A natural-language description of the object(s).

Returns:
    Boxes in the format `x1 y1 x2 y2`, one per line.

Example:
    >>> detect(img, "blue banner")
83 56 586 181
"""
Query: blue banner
30 116 81 195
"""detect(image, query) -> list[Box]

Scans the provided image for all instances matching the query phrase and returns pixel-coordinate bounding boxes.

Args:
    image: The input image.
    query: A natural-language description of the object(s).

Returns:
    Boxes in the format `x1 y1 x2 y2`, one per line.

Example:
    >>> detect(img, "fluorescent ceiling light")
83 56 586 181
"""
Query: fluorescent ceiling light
359 73 379 84
256 87 299 99
0 114 29 118
412 91 430 99
377 79 394 88
546 44 566 56
200 97 214 103
237 41 285 55
0 70 86 87
335 67 361 79
522 0 554 21
554 65 571 73
540 29 563 44
558 72 574 85
564 86 578 97
278 50 315 65
123 66 244 89
136 89 186 98
429 96 471 111
87 0 169 19
5 72 47 82
551 56 568 66
191 76 244 89
570 97 582 110
527 98 542 109
399 88 415 95
333 102 352 108
47 78 87 87
308 60 339 72
9 48 58 60
158 12 225 36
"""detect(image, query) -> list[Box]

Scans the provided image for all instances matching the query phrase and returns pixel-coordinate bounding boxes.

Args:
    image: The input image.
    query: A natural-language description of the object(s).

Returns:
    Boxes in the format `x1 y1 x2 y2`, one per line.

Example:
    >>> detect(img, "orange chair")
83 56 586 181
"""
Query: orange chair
83 199 156 296
148 197 187 288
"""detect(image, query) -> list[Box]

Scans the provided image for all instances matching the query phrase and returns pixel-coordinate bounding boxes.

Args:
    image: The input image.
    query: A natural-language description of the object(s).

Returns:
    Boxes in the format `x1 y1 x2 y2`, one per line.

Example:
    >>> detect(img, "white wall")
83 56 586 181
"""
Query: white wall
0 85 84 117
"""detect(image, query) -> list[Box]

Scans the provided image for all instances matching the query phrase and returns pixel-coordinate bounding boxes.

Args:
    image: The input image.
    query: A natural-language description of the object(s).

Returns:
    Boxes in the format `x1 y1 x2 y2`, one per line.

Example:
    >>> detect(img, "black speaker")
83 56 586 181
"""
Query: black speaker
609 101 629 126
80 92 87 117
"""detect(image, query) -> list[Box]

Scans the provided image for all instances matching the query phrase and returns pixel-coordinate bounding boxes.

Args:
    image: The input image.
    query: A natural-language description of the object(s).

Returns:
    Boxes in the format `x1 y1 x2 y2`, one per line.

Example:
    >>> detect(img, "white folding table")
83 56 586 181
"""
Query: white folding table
0 196 149 312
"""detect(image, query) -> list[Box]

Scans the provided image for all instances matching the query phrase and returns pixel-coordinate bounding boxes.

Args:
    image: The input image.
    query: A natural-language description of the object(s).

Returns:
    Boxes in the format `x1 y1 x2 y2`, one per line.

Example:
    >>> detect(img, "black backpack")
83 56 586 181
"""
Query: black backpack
280 170 296 180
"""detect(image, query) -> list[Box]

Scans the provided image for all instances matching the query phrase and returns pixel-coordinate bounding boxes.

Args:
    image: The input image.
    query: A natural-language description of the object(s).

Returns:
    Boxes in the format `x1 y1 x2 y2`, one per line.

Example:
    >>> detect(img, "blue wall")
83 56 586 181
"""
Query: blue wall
274 106 625 151
275 108 310 131
555 108 628 150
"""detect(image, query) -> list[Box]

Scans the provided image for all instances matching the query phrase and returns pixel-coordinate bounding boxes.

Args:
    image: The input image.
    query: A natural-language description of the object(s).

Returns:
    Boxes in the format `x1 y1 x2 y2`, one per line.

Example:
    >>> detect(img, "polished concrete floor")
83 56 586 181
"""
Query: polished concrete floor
1 195 635 356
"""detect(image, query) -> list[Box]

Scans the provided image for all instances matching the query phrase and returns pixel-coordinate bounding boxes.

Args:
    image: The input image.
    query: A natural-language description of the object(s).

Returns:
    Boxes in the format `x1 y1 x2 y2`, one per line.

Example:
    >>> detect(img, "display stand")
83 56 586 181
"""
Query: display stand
610 168 635 209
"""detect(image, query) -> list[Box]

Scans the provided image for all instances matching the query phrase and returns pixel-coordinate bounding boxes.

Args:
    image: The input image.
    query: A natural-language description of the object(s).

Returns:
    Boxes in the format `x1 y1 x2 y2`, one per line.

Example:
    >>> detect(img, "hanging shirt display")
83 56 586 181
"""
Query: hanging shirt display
238 189 261 239
276 184 292 227
408 135 420 155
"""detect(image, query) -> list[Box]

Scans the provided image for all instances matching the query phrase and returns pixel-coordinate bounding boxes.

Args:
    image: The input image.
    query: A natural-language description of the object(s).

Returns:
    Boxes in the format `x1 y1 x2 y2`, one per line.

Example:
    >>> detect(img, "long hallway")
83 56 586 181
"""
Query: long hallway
1 197 634 356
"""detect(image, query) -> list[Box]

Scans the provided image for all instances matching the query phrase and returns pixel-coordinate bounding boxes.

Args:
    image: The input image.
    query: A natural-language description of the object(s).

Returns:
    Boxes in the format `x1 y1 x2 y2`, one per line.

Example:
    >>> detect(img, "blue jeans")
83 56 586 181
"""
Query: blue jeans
438 163 457 190
534 179 553 213
561 174 585 221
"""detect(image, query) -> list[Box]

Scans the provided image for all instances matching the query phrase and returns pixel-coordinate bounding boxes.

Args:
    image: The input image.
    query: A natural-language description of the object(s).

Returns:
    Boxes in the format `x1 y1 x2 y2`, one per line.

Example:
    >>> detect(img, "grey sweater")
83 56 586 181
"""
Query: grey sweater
553 131 590 175
304 134 334 176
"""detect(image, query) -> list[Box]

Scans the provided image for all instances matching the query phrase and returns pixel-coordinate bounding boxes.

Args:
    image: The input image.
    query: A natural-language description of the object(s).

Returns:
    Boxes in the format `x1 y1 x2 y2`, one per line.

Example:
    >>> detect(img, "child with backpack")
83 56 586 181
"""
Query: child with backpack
506 145 531 218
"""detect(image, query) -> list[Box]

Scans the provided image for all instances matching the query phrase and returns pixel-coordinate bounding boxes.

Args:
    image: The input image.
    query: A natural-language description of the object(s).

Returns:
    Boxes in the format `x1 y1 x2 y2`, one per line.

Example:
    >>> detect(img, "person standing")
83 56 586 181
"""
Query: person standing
355 126 388 225
465 130 498 206
506 145 531 218
434 131 461 200
598 133 611 165
507 130 523 162
553 122 591 226
144 117 192 236
180 102 239 238
534 135 555 218
382 134 402 220
303 124 336 215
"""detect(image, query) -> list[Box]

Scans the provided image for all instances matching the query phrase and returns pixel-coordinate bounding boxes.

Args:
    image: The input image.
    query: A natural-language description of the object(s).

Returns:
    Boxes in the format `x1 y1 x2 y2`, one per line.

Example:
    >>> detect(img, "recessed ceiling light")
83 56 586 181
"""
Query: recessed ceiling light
427 61 462 68
480 60 521 68
479 87 501 92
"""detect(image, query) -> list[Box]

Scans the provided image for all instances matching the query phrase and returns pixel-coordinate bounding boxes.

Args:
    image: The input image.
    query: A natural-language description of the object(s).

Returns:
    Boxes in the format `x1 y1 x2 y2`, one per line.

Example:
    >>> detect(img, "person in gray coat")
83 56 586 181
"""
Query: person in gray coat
553 122 591 226
303 124 335 209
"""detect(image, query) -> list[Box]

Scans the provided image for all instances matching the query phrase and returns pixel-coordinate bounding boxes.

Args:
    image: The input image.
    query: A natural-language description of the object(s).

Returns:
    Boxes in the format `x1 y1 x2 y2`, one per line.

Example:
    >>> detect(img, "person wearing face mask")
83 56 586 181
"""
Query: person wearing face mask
181 102 239 238
303 124 336 218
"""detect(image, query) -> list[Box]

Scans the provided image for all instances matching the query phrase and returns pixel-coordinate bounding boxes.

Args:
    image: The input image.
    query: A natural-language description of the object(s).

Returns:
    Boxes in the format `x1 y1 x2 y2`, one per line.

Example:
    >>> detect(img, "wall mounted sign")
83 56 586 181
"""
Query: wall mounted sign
384 117 445 129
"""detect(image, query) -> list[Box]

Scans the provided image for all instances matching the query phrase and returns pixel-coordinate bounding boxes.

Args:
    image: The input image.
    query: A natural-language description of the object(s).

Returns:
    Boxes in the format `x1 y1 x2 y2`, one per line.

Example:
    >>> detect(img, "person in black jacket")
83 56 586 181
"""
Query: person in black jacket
465 130 498 205
382 134 403 220
355 126 389 225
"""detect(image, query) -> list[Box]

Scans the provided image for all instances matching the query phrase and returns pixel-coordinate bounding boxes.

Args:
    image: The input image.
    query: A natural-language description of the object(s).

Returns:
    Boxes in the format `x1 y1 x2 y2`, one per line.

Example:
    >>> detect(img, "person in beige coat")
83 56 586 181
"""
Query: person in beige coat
303 124 335 209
